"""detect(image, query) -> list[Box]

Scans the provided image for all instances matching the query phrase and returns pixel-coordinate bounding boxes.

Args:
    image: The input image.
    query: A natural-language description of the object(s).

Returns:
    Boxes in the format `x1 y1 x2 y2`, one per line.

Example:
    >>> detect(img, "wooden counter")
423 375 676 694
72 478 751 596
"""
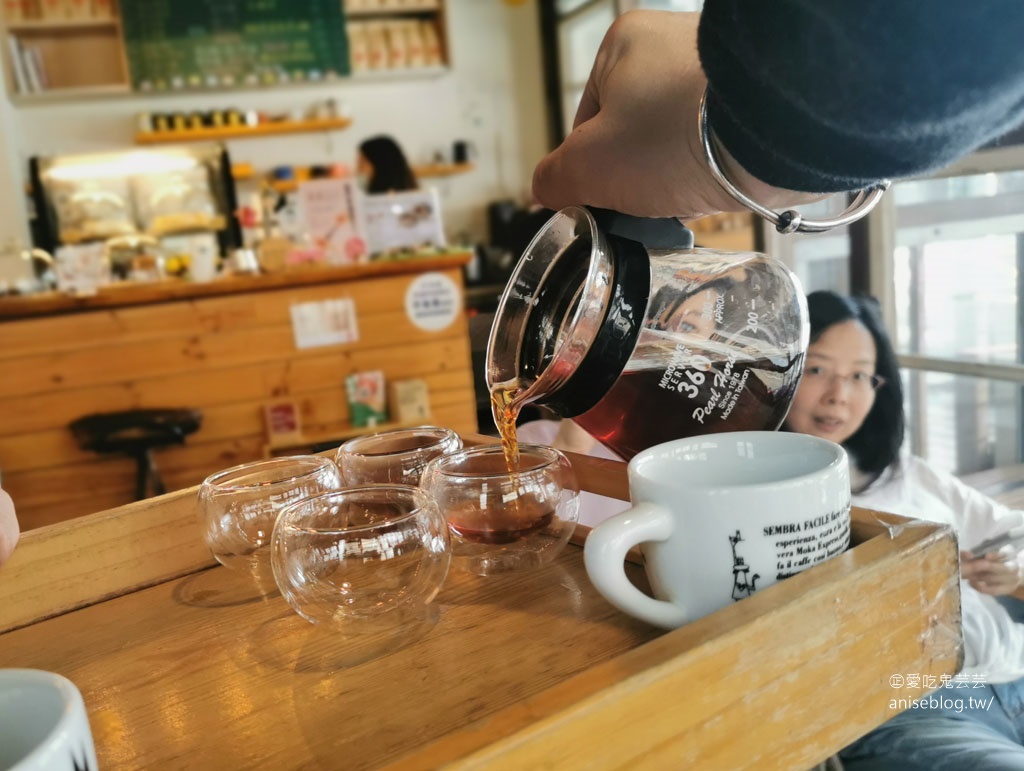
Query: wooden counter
0 256 479 529
0 447 962 770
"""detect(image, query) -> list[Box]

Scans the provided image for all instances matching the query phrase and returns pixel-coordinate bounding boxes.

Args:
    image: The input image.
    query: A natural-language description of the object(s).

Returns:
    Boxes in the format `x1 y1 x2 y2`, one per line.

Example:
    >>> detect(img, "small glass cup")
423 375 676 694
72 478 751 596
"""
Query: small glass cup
271 485 451 632
335 426 462 486
420 444 580 575
198 455 341 591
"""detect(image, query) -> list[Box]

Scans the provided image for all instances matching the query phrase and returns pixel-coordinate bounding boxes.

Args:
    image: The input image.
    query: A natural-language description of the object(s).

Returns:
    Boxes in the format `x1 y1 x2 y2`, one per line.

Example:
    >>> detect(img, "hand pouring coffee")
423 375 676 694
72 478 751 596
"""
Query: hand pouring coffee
486 207 809 461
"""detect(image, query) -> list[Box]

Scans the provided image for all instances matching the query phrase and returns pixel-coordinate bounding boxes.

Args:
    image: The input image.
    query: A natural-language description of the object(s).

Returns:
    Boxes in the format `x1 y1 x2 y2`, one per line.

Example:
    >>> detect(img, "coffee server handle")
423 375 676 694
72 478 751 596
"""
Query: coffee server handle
587 208 695 251
583 503 688 629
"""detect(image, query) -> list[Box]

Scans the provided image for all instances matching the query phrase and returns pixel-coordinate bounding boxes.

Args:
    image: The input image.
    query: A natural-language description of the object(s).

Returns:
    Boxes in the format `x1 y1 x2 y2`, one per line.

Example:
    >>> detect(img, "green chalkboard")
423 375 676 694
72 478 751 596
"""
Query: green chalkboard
121 0 349 91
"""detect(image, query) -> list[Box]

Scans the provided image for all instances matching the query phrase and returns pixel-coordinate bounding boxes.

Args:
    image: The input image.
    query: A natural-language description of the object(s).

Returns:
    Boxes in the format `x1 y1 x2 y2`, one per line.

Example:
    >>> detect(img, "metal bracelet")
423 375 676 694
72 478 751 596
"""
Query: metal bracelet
698 88 890 234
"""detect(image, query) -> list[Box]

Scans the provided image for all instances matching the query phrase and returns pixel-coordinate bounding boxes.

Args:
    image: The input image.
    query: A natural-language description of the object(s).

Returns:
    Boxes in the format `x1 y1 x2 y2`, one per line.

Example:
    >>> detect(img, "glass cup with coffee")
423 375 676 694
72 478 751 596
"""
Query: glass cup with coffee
420 444 580 575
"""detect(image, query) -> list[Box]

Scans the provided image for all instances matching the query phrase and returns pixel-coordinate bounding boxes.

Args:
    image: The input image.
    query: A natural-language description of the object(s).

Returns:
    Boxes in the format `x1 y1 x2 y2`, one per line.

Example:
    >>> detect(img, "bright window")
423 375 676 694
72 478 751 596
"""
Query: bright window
768 157 1024 477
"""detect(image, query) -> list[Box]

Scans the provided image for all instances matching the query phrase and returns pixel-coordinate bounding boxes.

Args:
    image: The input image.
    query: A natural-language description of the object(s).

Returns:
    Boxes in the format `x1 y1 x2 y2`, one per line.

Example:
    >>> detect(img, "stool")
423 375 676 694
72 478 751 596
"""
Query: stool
70 408 203 501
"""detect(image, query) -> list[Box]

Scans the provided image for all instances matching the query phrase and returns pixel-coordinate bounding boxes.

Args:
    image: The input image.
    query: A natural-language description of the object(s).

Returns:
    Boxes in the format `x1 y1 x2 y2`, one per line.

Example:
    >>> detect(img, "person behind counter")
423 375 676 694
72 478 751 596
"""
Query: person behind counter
358 135 419 194
532 4 1024 222
0 487 19 567
784 290 1024 769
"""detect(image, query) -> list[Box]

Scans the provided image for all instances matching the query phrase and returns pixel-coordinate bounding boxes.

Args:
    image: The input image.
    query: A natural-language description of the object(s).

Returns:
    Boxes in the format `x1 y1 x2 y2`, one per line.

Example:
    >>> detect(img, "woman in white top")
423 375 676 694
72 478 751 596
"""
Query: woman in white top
785 290 1024 770
0 487 18 567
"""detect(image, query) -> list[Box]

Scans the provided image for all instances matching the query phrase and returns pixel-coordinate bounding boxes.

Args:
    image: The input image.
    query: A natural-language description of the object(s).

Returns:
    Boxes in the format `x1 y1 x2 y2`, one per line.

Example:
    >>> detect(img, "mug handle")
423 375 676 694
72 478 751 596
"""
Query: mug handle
583 503 688 629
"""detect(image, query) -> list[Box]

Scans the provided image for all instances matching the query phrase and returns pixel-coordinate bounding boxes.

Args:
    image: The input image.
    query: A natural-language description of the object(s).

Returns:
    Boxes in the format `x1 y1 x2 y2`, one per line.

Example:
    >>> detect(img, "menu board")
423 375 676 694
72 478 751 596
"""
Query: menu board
121 0 350 91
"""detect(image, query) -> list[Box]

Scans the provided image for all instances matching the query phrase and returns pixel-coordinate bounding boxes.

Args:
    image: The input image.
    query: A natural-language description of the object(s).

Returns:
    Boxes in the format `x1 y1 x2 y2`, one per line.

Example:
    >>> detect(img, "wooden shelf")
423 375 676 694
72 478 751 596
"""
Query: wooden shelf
5 14 128 92
265 178 302 193
8 65 450 104
346 7 440 17
692 227 755 252
345 0 441 15
232 160 472 194
412 161 473 178
7 17 119 31
134 117 352 145
10 83 132 102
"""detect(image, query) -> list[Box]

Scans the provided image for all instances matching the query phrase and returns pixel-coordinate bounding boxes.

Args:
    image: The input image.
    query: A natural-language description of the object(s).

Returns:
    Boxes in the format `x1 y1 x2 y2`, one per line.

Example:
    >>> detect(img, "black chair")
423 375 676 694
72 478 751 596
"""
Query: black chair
70 408 203 501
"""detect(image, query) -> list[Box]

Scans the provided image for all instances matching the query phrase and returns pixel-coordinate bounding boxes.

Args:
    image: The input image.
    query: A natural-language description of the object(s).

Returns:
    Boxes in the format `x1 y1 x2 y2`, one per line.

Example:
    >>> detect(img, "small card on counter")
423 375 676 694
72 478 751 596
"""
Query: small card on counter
347 371 388 428
263 400 303 445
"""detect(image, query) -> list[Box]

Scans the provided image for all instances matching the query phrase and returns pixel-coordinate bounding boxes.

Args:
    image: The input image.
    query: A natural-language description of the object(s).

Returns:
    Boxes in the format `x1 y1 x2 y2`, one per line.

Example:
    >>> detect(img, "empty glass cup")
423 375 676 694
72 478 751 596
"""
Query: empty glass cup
420 444 580 575
198 455 341 591
335 426 462 486
271 485 451 631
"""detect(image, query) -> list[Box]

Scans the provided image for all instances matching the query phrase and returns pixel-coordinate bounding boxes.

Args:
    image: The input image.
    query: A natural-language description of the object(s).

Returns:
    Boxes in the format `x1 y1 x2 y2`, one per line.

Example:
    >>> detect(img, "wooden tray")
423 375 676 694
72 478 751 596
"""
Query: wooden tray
0 440 962 769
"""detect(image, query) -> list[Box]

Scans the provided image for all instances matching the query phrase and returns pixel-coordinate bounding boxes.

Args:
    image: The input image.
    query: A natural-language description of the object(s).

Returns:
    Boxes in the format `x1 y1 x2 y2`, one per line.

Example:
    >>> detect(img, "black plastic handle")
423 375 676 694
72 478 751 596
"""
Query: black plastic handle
588 207 695 251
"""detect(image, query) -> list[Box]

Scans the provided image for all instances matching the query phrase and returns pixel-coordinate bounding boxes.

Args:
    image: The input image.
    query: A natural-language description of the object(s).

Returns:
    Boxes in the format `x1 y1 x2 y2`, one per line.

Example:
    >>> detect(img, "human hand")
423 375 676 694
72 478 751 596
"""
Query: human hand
532 11 817 220
961 550 1024 596
0 487 19 567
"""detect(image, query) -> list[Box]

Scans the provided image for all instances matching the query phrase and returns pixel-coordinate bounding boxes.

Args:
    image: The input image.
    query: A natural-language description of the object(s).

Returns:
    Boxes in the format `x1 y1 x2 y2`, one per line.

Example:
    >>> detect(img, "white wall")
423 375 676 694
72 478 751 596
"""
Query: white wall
0 0 548 246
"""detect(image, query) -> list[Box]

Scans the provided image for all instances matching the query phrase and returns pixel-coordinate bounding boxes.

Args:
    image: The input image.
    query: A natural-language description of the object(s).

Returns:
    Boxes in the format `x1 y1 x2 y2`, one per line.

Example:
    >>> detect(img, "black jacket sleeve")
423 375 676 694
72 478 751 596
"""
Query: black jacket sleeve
698 0 1024 192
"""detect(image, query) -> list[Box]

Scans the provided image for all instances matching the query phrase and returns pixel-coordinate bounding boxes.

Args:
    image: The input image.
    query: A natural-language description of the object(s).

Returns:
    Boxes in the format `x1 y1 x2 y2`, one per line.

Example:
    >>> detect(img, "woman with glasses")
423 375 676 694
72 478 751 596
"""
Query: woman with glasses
785 290 1024 769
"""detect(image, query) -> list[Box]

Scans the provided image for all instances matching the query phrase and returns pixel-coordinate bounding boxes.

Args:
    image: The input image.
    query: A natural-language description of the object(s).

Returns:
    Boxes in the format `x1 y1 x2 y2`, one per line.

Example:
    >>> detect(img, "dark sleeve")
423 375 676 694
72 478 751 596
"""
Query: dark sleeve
698 1 1024 192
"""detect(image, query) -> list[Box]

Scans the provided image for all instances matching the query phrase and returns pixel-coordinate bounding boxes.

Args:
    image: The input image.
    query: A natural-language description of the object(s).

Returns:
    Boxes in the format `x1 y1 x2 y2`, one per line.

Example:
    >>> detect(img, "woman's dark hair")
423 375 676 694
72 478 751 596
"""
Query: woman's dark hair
648 276 736 334
359 135 418 194
803 290 904 483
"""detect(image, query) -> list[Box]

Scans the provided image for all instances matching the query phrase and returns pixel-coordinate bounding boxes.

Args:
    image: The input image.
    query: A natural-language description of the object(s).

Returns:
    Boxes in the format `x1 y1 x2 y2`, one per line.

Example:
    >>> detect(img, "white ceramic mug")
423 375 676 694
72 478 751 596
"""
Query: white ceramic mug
584 431 851 629
0 669 99 771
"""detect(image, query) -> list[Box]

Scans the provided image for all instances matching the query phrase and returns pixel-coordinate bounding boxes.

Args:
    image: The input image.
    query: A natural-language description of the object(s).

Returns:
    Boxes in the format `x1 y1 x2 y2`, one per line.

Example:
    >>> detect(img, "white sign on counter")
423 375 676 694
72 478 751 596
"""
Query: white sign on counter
296 178 367 265
54 242 109 296
289 297 360 349
361 188 446 255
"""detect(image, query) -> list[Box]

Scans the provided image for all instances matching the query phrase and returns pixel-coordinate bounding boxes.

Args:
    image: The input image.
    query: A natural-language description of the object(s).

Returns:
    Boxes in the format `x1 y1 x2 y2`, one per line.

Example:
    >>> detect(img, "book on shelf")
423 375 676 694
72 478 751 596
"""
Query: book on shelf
23 43 47 91
6 34 28 94
7 35 48 93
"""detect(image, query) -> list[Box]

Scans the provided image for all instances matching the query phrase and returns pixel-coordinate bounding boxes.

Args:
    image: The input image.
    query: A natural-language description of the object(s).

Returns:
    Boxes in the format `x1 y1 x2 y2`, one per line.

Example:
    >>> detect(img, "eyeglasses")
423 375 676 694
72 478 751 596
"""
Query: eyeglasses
803 366 886 392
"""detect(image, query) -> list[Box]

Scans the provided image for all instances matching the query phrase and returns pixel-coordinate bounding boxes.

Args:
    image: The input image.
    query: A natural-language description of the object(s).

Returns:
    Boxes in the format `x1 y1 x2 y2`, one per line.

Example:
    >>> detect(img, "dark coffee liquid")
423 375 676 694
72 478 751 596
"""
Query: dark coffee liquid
446 499 555 545
574 359 800 460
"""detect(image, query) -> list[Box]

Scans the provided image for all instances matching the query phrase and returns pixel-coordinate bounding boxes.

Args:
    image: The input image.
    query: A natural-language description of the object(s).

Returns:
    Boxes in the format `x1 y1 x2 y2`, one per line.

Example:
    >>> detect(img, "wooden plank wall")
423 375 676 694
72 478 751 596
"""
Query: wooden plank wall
0 267 479 530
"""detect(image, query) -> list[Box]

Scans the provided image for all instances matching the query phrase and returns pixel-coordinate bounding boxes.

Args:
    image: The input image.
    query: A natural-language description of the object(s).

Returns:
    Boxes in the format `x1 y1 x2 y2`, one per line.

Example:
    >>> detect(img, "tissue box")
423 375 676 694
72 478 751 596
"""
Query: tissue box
388 378 431 423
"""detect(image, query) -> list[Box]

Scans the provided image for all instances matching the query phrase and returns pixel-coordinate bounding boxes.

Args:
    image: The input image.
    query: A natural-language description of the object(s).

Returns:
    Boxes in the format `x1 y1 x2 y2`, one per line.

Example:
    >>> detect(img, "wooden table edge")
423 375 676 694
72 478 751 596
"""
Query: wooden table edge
389 516 961 769
0 445 963 770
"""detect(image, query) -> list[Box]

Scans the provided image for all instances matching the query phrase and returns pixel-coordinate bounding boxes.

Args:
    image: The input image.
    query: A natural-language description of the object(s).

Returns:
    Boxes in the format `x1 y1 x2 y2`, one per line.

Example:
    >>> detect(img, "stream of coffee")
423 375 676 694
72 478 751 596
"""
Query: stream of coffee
490 383 522 473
